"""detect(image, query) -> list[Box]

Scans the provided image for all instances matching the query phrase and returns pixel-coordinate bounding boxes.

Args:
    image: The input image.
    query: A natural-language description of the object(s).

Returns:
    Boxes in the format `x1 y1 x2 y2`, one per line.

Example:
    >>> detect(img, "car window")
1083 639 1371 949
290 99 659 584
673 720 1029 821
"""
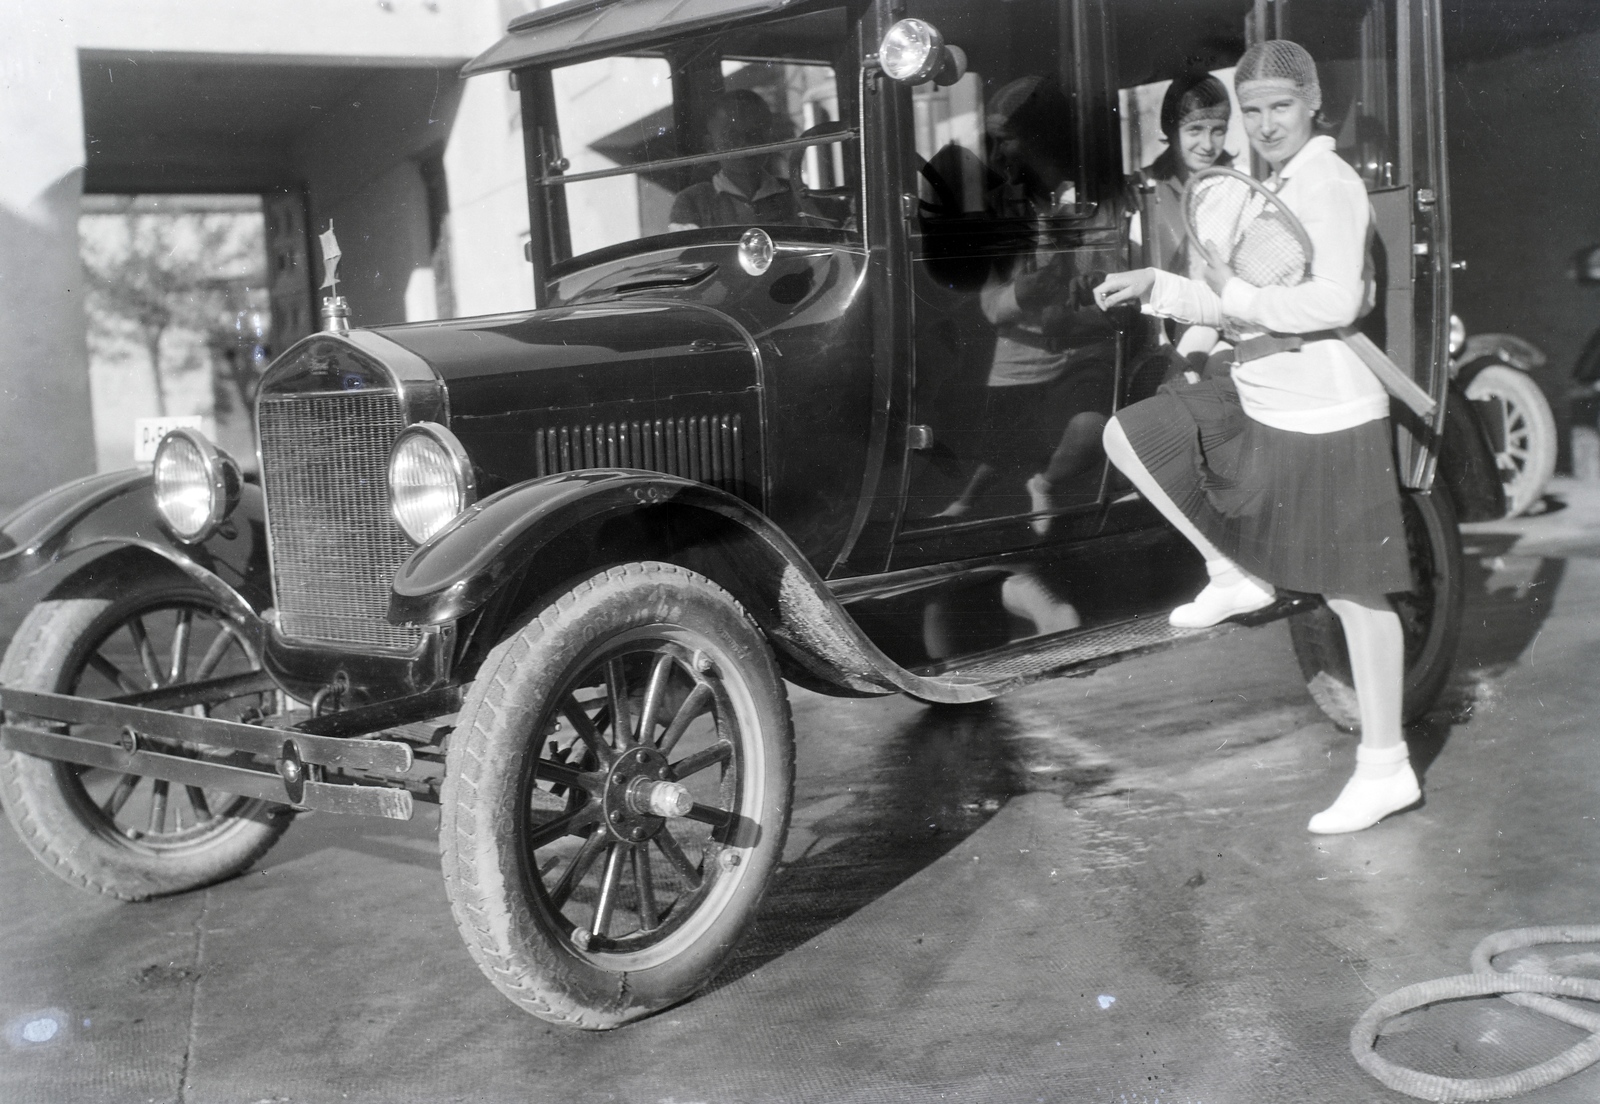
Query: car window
536 7 861 270
1108 0 1402 192
905 0 1089 225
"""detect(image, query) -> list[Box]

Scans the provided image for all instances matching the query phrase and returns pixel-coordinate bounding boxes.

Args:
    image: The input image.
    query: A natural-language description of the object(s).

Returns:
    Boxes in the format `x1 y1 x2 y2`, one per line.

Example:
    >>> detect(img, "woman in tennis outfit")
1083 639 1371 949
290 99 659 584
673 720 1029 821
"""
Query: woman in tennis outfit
1095 40 1417 835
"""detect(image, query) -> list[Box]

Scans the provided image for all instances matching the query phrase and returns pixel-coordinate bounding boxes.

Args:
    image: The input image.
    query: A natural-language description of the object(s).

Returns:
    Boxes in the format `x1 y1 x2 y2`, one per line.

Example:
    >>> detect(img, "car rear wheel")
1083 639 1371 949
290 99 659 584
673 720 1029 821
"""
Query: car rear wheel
440 562 794 1028
0 556 292 899
1288 488 1464 731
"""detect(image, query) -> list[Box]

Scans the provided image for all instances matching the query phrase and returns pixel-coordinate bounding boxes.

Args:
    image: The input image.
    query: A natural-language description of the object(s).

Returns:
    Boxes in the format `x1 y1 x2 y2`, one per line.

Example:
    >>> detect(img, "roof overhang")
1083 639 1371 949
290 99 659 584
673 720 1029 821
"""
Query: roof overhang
461 0 814 75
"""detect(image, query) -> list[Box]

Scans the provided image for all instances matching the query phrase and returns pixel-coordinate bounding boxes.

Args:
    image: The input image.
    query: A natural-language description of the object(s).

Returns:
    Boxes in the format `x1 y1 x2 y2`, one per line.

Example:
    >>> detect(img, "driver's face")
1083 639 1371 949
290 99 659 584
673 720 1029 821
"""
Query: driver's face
708 105 772 153
707 103 774 179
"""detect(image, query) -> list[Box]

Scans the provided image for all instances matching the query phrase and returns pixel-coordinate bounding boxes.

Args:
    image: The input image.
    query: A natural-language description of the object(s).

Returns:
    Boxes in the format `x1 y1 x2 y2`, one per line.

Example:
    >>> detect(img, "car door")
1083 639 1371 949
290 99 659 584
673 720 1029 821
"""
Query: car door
887 0 1133 570
1255 0 1453 486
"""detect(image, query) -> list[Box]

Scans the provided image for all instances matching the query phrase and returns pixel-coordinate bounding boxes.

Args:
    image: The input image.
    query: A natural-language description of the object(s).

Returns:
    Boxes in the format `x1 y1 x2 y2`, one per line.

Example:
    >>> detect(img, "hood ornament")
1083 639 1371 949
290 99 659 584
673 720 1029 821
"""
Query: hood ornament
318 221 350 334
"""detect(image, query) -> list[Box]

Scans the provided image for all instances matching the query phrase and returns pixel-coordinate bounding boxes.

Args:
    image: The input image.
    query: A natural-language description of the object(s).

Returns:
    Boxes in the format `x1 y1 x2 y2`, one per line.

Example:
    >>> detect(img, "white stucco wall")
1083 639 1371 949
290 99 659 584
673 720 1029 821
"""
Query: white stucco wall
0 1 97 509
72 0 484 62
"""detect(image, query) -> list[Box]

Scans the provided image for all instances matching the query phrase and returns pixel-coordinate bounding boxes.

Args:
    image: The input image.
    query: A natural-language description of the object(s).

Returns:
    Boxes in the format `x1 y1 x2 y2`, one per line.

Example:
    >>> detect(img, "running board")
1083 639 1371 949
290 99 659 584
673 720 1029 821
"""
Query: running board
921 594 1320 693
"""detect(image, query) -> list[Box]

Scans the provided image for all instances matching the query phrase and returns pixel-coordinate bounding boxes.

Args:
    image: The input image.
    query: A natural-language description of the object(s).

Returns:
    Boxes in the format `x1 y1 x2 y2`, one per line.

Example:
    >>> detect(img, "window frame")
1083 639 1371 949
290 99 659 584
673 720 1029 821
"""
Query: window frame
522 8 867 283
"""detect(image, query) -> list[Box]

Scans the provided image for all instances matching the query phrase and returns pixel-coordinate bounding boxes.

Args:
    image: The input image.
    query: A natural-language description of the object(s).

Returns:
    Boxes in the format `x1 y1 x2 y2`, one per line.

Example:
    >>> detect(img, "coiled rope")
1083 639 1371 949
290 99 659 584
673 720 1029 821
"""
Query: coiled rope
1351 926 1600 1101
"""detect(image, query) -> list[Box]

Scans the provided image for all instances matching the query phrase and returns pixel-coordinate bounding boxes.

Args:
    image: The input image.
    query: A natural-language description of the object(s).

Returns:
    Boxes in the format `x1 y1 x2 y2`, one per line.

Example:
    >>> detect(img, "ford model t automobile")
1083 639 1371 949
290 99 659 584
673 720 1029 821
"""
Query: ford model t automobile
0 0 1501 1027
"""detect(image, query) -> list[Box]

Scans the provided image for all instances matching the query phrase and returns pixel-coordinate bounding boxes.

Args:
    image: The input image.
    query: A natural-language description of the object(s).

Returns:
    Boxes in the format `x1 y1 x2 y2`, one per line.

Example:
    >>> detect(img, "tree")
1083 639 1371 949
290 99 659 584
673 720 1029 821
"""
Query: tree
80 207 268 419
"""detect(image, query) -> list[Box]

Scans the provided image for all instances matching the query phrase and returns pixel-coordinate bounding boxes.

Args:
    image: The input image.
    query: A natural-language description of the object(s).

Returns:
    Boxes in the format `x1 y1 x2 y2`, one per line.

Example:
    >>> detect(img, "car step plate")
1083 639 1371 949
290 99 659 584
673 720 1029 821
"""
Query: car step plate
927 595 1318 693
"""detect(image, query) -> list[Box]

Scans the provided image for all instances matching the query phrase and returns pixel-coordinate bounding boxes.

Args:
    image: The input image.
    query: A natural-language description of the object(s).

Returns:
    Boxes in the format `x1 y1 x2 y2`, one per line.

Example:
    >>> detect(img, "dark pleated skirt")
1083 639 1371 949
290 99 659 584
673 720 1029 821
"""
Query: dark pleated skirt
1115 374 1412 596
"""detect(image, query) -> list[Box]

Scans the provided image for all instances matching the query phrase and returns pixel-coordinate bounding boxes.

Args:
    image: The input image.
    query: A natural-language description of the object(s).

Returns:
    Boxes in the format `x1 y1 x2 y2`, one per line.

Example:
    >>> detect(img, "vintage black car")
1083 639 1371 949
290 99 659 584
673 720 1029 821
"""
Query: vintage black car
0 0 1501 1028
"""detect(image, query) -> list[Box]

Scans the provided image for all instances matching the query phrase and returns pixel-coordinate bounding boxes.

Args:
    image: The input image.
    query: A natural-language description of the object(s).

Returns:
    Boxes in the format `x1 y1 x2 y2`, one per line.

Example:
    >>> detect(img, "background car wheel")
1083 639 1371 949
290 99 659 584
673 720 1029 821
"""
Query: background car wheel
1288 488 1464 731
440 562 794 1029
0 555 293 900
1464 364 1557 517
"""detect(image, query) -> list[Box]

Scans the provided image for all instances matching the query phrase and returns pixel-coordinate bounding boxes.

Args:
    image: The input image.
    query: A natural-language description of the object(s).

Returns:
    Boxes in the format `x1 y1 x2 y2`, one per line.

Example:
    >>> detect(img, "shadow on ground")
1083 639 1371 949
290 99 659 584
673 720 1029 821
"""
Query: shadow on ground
1408 531 1565 775
710 696 1116 991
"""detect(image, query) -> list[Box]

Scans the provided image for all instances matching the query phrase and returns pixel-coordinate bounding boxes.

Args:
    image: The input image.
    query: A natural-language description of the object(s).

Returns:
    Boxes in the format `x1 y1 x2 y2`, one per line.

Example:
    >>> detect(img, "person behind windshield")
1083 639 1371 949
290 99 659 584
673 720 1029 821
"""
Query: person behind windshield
668 89 800 231
938 76 1116 531
1096 41 1416 836
1139 73 1232 373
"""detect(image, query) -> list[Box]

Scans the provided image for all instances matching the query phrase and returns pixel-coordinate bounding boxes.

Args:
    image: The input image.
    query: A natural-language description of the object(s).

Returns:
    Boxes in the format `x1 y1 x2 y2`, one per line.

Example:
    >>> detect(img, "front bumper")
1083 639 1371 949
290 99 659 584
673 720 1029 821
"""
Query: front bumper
0 677 461 820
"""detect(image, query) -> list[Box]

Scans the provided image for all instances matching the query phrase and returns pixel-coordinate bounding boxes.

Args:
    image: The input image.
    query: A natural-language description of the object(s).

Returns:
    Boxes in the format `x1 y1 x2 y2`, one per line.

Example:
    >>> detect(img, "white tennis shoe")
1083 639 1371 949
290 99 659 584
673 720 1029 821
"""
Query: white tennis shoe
1308 761 1421 835
1168 575 1275 629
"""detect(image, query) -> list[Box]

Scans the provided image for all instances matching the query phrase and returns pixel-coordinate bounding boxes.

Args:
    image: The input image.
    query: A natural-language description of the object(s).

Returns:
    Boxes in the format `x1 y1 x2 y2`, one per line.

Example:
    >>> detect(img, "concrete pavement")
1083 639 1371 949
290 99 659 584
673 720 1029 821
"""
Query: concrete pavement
4 482 1600 1102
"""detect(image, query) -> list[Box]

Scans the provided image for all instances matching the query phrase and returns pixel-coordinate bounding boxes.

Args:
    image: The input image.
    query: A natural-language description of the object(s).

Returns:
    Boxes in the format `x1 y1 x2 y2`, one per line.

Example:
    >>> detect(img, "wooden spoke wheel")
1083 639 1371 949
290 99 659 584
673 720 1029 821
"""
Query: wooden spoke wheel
441 563 793 1028
0 557 291 899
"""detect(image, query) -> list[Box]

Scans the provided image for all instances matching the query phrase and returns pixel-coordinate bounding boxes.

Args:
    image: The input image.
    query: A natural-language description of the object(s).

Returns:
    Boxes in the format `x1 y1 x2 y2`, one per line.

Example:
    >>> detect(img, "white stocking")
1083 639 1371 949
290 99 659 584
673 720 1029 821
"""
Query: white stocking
1324 594 1404 755
1103 416 1230 566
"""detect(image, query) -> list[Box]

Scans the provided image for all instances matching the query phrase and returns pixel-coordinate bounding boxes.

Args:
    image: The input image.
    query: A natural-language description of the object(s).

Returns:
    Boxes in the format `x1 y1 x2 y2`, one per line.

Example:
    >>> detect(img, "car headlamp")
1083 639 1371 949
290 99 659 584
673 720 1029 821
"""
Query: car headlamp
152 428 242 543
388 423 475 545
1448 313 1466 357
878 19 967 87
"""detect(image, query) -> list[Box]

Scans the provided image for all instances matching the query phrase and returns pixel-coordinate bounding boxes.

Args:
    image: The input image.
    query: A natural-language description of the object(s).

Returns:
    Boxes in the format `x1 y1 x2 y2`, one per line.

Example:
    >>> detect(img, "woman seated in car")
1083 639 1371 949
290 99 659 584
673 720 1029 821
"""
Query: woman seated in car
1135 72 1234 377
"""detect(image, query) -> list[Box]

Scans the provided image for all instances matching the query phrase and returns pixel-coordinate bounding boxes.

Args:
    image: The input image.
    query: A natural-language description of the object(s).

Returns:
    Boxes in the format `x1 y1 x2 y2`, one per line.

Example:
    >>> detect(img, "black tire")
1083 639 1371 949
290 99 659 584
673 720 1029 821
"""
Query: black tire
440 562 794 1029
0 557 293 899
1289 488 1464 731
1464 364 1557 517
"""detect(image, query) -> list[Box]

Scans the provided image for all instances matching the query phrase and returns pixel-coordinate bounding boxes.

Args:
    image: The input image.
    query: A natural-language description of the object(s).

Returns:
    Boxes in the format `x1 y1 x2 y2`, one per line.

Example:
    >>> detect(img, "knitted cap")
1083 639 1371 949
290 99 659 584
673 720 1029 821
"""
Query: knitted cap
1160 73 1230 137
1234 39 1322 111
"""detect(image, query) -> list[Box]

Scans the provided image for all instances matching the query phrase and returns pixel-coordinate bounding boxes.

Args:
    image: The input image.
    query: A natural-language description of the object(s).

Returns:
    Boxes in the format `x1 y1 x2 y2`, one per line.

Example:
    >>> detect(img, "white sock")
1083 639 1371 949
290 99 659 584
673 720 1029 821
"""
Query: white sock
1205 558 1243 586
1205 558 1270 592
1352 741 1408 780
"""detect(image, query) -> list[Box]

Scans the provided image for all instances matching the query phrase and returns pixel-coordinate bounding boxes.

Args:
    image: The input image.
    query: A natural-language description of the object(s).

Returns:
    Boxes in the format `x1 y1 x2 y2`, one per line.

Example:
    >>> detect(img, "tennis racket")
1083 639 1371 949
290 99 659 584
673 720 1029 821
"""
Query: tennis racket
1179 166 1436 418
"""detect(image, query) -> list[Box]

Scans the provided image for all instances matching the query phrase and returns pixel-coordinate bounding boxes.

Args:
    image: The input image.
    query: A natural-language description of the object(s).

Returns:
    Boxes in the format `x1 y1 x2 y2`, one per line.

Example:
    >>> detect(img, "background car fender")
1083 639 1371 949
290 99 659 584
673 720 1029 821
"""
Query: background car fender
1436 378 1509 522
389 470 993 704
0 468 271 633
1454 331 1547 383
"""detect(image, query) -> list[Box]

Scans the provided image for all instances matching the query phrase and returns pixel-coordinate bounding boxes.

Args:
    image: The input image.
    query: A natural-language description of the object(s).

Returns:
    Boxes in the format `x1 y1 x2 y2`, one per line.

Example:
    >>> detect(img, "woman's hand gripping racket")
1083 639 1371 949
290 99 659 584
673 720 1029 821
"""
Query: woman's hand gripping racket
1181 166 1436 418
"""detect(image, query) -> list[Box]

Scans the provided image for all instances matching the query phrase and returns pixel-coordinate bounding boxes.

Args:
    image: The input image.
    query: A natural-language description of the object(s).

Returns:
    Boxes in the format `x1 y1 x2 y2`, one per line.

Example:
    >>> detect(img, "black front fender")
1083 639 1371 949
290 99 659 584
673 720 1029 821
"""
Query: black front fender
0 469 272 624
389 470 991 704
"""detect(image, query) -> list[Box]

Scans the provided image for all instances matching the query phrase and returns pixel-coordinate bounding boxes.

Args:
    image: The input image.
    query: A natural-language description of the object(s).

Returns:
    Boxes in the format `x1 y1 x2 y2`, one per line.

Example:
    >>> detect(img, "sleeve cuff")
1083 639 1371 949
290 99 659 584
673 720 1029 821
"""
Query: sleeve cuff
1148 268 1184 314
1220 277 1258 318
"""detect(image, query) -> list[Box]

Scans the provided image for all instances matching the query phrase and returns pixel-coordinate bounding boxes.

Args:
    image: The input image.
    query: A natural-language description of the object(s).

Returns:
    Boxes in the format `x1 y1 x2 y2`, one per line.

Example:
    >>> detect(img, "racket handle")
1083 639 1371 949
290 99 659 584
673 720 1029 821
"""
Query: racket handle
1338 329 1437 418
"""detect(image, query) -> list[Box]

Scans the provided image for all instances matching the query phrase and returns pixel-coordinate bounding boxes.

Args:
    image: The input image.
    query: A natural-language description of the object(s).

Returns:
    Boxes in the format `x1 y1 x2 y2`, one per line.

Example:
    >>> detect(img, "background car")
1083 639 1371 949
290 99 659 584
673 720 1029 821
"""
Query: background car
1449 311 1557 517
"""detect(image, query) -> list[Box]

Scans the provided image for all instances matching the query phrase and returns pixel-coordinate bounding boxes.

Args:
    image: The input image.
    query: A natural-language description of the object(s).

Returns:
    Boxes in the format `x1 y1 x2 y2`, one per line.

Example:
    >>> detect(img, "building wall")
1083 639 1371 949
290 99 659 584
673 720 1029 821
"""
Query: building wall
291 69 466 325
73 0 484 62
442 0 540 318
1446 30 1600 467
0 3 97 513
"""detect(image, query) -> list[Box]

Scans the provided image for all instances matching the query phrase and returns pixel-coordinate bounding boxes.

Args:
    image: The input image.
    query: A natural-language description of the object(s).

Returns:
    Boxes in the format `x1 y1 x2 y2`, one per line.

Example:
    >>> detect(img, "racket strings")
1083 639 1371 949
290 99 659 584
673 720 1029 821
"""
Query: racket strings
1185 174 1309 289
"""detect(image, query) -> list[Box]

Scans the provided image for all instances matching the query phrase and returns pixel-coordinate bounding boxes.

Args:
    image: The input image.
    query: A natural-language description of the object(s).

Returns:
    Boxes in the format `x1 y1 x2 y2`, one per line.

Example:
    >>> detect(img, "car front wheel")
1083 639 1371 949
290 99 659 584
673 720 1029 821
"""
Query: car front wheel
0 556 292 899
440 562 794 1028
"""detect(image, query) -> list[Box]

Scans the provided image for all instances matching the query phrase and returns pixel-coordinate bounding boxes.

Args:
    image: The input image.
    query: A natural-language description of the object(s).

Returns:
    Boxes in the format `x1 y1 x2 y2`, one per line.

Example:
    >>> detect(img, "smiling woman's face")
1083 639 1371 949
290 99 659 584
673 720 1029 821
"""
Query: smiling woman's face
1240 90 1314 169
1177 120 1229 175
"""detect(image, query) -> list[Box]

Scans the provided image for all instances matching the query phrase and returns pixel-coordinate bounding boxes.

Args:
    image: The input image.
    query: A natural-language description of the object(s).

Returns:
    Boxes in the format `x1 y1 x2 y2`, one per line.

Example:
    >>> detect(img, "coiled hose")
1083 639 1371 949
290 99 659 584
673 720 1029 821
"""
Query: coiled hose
1351 926 1600 1101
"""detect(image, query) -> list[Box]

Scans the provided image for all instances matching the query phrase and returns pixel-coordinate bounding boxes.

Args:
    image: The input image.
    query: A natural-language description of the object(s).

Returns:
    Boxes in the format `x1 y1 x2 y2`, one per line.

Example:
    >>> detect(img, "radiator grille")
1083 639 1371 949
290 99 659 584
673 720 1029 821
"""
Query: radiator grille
258 390 424 651
531 414 744 492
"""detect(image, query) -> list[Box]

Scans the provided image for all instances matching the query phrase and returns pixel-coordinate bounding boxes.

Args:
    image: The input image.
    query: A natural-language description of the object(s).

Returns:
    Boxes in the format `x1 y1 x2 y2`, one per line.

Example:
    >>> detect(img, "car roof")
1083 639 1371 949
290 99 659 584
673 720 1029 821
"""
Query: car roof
461 0 817 76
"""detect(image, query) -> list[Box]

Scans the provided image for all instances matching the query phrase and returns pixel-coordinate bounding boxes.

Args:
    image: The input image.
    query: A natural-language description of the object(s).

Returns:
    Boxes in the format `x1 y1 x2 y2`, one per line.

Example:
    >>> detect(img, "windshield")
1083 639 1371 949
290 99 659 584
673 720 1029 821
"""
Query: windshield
530 7 862 272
